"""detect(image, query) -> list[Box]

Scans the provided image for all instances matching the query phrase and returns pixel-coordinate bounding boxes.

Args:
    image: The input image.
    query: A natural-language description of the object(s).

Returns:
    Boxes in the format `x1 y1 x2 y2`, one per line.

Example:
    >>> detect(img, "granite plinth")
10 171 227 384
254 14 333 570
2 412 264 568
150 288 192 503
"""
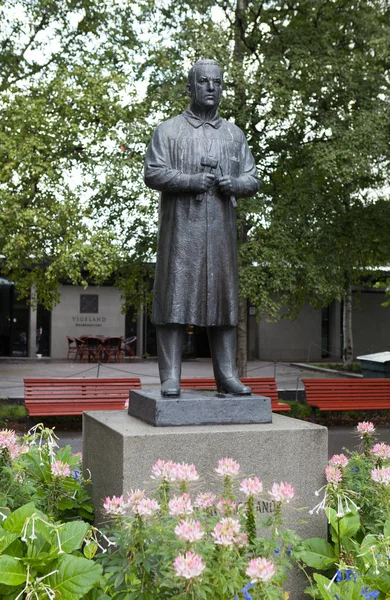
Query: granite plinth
128 389 272 426
83 411 327 599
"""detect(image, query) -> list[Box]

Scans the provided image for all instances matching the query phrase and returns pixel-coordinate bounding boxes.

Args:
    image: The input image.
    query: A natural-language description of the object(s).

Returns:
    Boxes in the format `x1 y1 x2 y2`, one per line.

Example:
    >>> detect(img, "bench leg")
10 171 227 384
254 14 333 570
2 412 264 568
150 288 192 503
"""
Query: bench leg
311 407 317 424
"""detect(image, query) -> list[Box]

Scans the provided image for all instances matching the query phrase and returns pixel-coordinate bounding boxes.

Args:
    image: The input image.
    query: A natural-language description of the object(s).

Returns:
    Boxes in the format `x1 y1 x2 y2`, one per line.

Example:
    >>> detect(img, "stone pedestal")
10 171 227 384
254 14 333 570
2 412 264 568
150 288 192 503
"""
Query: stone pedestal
83 411 327 599
128 389 272 426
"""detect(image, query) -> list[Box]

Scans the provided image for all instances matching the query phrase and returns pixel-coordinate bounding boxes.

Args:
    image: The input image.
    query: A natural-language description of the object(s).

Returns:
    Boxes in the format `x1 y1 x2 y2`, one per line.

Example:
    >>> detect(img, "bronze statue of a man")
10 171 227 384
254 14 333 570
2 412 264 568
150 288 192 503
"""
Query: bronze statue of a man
144 59 261 397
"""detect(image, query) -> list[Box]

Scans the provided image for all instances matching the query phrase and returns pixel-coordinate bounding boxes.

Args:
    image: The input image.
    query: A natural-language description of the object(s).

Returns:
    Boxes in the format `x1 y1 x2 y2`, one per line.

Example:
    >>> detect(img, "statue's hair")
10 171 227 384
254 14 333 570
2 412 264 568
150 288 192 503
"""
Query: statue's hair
187 59 223 88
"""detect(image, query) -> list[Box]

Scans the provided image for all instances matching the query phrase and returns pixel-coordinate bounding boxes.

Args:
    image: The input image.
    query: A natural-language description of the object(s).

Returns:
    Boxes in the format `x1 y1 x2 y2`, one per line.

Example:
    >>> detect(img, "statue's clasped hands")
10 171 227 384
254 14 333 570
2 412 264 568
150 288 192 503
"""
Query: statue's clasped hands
189 173 240 196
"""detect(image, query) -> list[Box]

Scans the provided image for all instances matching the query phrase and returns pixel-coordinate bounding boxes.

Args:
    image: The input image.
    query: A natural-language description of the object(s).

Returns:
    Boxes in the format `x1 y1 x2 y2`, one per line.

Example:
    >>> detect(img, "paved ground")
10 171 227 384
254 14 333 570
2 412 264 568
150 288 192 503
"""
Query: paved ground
1 358 390 458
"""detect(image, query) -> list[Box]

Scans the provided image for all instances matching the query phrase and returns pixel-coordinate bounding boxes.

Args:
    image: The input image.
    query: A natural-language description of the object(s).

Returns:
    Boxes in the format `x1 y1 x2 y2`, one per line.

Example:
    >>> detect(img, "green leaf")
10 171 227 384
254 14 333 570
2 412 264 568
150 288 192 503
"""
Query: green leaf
3 503 36 534
313 574 337 600
47 554 103 599
384 520 390 538
326 507 360 542
53 521 89 555
0 528 20 554
296 538 336 569
0 556 27 586
83 540 99 559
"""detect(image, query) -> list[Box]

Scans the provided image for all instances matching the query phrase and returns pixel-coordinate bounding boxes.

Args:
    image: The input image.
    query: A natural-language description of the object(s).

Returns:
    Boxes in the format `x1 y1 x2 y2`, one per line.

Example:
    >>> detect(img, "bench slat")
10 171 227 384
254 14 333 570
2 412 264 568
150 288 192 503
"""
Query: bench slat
24 378 141 417
303 378 390 421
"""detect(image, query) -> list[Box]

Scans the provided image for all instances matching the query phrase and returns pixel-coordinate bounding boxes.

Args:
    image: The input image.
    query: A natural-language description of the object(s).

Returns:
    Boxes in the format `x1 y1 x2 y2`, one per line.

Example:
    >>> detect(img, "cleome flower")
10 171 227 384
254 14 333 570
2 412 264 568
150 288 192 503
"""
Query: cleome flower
0 429 21 460
103 495 128 515
215 457 240 477
174 518 204 542
211 517 241 546
173 551 205 579
215 498 238 515
370 466 390 486
371 443 390 461
356 421 375 438
246 557 275 583
151 459 178 481
240 477 263 497
325 465 343 485
174 462 199 482
132 497 160 517
127 489 146 507
51 460 71 478
268 481 295 503
194 492 216 509
329 454 349 468
168 493 193 516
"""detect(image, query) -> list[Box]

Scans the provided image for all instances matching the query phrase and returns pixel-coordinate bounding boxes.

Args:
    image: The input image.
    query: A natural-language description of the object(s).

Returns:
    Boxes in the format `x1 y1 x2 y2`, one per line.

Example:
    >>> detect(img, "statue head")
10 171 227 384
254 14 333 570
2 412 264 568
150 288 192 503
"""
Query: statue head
187 59 223 114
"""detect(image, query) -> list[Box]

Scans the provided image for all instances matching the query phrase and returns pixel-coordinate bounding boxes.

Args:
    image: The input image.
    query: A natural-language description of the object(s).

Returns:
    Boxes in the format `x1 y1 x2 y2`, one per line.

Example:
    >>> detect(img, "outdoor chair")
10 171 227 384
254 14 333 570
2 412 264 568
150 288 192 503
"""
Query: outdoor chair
66 336 77 360
82 336 104 362
121 336 137 361
74 337 88 362
102 336 123 363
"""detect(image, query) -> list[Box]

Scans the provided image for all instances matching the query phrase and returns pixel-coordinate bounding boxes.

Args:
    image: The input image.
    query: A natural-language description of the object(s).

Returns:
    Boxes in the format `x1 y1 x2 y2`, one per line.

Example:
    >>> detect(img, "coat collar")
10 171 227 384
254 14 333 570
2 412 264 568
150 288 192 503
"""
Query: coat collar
182 108 223 129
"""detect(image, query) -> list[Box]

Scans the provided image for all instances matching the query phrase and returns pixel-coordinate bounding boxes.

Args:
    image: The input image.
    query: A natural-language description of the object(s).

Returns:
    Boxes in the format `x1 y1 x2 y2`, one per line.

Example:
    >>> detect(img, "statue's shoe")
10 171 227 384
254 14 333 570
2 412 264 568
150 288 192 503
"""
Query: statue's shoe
161 379 180 397
217 377 252 396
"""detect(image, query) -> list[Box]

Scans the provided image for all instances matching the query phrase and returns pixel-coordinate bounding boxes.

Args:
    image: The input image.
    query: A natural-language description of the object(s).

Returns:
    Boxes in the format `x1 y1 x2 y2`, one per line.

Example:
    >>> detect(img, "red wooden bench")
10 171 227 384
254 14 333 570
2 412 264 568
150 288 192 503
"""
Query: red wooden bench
24 378 142 417
303 378 390 422
180 377 290 412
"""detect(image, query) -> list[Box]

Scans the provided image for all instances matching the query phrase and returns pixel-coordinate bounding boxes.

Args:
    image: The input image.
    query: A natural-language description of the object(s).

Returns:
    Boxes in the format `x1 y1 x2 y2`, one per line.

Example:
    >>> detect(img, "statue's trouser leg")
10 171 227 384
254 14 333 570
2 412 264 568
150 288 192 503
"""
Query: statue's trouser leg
208 326 251 395
155 324 185 395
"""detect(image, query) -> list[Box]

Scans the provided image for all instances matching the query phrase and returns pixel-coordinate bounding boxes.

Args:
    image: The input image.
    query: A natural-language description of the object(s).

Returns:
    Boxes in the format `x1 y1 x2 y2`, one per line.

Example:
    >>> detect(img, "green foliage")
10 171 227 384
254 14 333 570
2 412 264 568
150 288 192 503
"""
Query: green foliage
0 502 102 599
296 425 390 597
0 424 94 522
0 0 153 309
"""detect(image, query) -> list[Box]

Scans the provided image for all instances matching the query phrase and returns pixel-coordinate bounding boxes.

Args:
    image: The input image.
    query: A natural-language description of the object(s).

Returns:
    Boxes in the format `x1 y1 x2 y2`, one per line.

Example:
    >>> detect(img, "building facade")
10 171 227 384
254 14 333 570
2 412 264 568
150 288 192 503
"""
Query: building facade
0 280 389 361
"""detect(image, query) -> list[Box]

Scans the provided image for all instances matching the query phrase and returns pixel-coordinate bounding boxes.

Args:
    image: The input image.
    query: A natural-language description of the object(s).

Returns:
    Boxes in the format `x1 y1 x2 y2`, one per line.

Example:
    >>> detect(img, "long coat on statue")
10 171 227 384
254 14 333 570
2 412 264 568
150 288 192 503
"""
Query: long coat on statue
144 109 261 327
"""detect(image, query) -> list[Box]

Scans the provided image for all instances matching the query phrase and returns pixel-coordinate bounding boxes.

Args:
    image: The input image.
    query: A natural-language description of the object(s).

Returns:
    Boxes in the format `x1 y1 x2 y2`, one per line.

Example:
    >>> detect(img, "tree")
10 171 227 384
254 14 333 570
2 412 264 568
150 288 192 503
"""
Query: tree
0 0 153 308
136 0 390 367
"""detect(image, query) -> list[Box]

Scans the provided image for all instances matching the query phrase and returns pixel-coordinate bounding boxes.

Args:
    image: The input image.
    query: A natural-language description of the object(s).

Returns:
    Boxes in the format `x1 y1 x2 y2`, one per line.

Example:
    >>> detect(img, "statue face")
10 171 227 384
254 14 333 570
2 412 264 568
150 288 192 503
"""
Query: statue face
188 64 223 110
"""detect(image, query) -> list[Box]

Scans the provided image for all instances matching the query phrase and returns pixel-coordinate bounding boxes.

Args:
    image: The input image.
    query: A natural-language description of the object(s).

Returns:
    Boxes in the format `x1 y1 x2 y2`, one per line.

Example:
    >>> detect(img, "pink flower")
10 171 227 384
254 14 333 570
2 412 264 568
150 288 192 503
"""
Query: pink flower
325 465 343 485
240 477 263 497
133 497 160 516
211 517 241 546
215 498 238 515
174 518 204 542
268 482 295 503
103 494 127 515
168 493 193 516
357 422 375 437
329 454 349 468
151 459 178 481
246 557 275 583
195 492 216 509
371 467 390 486
51 460 71 478
173 551 205 579
215 457 240 477
127 489 146 507
0 429 21 460
235 532 249 547
371 443 390 461
175 463 199 482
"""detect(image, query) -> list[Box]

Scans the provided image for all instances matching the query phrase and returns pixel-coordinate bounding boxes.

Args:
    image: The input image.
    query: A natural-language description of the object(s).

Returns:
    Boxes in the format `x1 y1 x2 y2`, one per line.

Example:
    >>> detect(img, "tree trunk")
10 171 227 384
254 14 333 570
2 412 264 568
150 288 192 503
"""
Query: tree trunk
237 295 248 376
234 0 249 378
342 275 354 367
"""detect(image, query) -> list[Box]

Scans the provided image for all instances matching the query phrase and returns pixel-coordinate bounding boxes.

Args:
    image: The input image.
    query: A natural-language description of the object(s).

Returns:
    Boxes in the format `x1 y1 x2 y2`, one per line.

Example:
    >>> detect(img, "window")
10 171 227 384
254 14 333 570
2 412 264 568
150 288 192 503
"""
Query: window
80 294 99 314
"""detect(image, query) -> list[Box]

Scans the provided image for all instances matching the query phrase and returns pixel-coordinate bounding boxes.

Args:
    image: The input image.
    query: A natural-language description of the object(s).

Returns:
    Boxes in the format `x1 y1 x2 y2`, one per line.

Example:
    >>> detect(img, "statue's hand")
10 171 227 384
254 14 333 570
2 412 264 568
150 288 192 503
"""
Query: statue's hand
188 172 215 193
218 176 241 196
